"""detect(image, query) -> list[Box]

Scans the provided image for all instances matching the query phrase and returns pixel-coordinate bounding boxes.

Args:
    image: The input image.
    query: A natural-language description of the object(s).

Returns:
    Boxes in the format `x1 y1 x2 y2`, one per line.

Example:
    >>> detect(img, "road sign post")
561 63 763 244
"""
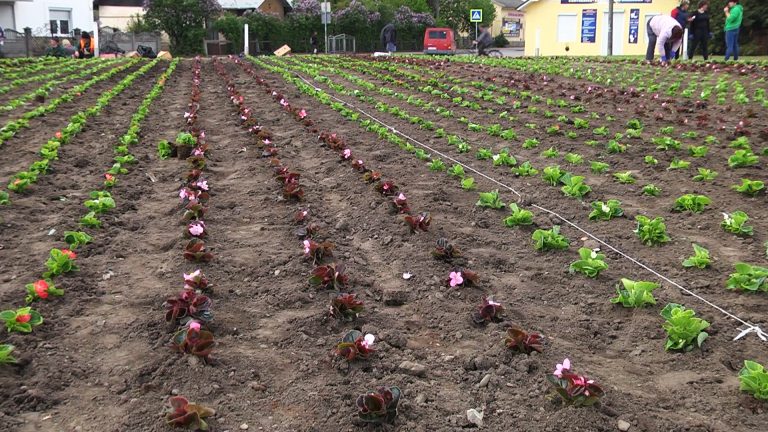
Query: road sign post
470 9 483 49
321 2 331 54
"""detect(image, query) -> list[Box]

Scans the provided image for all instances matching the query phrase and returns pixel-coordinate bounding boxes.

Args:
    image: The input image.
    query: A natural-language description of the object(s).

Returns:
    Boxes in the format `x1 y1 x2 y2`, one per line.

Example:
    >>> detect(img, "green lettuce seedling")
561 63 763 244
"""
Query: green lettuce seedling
492 151 517 167
611 279 658 307
461 177 475 190
532 226 569 251
542 147 559 158
644 155 658 165
667 158 690 170
728 150 759 168
560 173 591 199
448 164 465 178
613 171 635 184
739 360 768 401
541 165 565 186
503 203 533 228
692 168 718 182
569 248 608 278
564 153 583 165
590 161 609 174
732 179 764 197
673 194 711 213
511 161 538 176
660 303 710 351
726 263 768 292
476 190 505 209
682 244 711 269
589 200 623 221
729 136 751 150
476 148 492 160
721 211 753 236
157 140 173 159
635 215 670 246
688 145 709 157
428 158 446 171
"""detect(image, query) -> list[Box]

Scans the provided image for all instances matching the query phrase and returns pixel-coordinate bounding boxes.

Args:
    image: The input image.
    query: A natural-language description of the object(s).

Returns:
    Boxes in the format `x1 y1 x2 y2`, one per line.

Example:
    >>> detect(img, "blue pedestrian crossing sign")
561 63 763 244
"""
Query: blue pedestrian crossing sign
470 9 483 23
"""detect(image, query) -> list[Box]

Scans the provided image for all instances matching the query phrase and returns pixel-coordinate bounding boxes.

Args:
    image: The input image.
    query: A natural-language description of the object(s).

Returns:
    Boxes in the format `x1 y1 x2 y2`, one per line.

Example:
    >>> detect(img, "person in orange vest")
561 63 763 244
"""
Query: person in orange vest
78 31 95 58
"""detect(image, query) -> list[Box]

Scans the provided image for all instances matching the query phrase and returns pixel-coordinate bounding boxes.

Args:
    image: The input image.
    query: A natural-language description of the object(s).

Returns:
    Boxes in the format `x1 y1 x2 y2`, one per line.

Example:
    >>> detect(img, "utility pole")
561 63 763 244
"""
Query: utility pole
607 0 614 56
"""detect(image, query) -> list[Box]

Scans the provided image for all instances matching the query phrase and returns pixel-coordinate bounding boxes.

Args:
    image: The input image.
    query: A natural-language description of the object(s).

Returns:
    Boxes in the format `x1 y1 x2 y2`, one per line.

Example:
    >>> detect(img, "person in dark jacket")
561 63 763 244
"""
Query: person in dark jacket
78 31 95 59
310 31 319 54
688 1 711 60
474 26 493 56
670 1 692 59
380 23 396 53
44 37 69 58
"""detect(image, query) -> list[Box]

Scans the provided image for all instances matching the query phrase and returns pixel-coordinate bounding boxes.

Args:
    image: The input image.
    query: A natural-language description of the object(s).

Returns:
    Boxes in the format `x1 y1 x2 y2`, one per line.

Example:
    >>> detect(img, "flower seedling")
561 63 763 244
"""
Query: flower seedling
164 289 213 324
642 184 661 197
721 211 753 236
726 263 768 292
472 297 504 325
613 171 635 184
503 203 533 227
732 179 764 197
569 248 608 278
282 183 304 201
547 359 605 407
611 278 658 307
183 269 210 292
43 248 78 278
404 212 431 232
432 238 461 261
511 161 538 177
186 221 207 238
532 226 570 251
7 172 37 193
183 239 214 262
309 263 348 290
356 386 401 425
590 161 609 174
589 200 623 221
446 269 478 288
375 181 398 197
660 303 710 351
682 244 711 269
362 171 382 183
692 168 718 182
63 231 92 249
505 326 544 354
476 190 505 209
0 307 43 333
634 215 670 246
739 360 768 401
329 293 364 322
165 396 215 431
391 193 410 214
673 194 711 213
170 322 215 361
542 165 565 186
24 279 63 304
728 150 759 168
560 174 591 199
303 239 334 265
0 344 16 364
335 330 375 361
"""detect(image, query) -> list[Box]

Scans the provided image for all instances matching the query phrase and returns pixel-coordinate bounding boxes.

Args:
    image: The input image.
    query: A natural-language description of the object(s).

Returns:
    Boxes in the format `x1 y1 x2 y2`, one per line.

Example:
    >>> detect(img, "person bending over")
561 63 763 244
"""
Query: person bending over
646 15 684 66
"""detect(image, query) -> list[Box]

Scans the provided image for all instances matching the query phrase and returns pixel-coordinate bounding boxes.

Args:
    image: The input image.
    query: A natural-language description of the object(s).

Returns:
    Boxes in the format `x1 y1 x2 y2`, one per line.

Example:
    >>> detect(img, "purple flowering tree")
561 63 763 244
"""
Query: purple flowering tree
143 0 222 55
292 0 321 16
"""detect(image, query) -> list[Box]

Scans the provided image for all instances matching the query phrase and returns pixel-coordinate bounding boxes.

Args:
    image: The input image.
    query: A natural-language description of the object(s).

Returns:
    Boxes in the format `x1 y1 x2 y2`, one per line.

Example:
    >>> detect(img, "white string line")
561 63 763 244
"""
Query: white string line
288 69 767 342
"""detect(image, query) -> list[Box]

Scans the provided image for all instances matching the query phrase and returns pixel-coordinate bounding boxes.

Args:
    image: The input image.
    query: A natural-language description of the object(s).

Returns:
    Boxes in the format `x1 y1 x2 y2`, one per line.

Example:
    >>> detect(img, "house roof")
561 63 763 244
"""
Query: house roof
517 0 540 11
217 0 292 11
493 0 526 8
94 0 144 6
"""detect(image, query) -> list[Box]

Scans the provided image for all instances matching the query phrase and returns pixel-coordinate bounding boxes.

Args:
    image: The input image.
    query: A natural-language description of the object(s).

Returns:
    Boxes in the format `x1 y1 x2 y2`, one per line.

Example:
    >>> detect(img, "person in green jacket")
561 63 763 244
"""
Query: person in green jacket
44 37 69 58
723 0 743 61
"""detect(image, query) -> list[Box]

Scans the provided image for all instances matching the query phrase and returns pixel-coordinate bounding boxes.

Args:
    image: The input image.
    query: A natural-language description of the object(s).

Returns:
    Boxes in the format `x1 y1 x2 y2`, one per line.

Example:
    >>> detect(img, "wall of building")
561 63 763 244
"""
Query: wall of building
522 0 678 57
491 4 525 44
97 5 144 31
11 0 95 35
259 0 285 18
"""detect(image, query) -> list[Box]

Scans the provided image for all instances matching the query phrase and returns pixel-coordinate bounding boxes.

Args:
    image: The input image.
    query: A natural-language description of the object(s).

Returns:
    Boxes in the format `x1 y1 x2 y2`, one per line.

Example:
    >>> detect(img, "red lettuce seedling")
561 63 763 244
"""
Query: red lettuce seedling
329 293 364 322
335 329 375 361
294 209 309 224
185 169 203 182
319 131 345 150
261 147 278 158
505 326 544 354
170 322 215 362
445 269 478 288
547 358 605 407
340 149 352 161
165 396 215 431
25 279 64 304
363 171 382 183
183 239 214 262
472 297 504 325
187 155 206 170
352 159 367 172
181 200 207 222
376 181 398 196
295 223 320 239
164 290 213 323
404 212 431 233
391 193 410 214
283 183 304 201
356 386 401 425
309 263 348 289
276 171 300 185
184 269 210 291
303 239 334 265
432 238 461 261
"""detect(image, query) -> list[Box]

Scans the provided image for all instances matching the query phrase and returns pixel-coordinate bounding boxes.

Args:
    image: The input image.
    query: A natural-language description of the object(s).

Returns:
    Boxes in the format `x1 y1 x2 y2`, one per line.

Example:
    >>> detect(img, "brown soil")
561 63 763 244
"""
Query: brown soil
0 56 766 432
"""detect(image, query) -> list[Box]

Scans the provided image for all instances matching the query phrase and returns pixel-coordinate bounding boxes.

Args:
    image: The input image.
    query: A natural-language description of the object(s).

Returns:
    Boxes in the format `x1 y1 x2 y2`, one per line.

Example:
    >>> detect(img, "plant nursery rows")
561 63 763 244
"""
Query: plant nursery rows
0 55 766 432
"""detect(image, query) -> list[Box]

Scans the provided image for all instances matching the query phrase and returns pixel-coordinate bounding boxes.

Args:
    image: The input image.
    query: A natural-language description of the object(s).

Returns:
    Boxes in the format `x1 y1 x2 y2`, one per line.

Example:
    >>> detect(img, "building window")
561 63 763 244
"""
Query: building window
557 14 577 43
49 9 72 35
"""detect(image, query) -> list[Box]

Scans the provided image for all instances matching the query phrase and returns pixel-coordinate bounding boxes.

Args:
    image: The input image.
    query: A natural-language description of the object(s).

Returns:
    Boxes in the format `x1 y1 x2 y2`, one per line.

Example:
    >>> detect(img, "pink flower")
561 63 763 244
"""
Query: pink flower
342 149 351 159
199 131 206 139
16 314 31 323
188 321 201 332
184 112 192 119
179 188 191 200
195 179 209 190
397 193 406 201
487 298 501 307
303 240 311 255
189 222 205 237
280 98 288 107
183 270 201 287
263 139 272 146
449 271 463 287
361 334 375 349
299 109 307 119
61 249 77 259
554 358 571 378
193 147 205 156
34 280 49 299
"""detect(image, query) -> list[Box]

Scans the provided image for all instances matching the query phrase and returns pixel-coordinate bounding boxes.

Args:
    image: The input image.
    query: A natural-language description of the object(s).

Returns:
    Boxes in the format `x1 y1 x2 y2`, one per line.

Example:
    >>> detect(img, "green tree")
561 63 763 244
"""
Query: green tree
143 0 222 55
704 0 768 55
438 0 495 34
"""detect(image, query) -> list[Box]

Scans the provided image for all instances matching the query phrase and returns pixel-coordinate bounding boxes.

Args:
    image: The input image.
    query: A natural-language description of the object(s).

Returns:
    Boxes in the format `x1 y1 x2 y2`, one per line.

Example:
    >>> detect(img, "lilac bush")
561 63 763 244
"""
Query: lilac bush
394 6 436 28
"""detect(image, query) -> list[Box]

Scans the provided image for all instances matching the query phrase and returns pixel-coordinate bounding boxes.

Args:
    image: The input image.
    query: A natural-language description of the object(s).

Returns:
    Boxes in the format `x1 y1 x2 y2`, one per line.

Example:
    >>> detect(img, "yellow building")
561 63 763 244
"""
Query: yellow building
491 0 526 46
518 0 680 56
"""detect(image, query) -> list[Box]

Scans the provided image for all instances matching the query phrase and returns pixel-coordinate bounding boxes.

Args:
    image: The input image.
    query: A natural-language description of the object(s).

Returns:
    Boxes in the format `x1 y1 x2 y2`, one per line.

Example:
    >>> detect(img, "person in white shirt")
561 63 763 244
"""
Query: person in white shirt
646 15 684 65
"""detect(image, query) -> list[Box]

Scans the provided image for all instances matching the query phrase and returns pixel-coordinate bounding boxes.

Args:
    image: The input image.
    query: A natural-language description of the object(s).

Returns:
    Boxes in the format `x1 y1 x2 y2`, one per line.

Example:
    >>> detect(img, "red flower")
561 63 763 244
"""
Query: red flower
61 249 77 259
34 280 49 299
55 131 63 140
16 314 31 323
105 173 115 182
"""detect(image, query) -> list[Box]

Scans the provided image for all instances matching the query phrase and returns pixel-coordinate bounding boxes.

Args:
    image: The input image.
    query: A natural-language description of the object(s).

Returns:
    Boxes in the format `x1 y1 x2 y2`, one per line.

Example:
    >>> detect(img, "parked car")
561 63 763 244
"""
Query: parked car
423 28 456 55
